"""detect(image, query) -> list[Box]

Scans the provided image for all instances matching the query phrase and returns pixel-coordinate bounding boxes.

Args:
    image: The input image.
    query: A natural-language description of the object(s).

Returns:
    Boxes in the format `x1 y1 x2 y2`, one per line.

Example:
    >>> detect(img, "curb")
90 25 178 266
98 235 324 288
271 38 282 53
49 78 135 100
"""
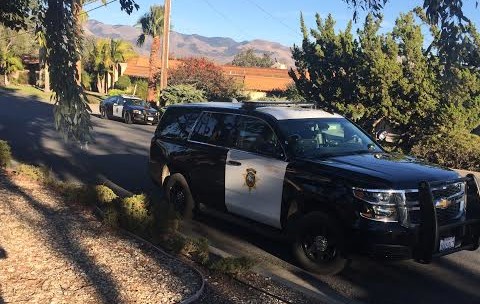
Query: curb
95 207 206 304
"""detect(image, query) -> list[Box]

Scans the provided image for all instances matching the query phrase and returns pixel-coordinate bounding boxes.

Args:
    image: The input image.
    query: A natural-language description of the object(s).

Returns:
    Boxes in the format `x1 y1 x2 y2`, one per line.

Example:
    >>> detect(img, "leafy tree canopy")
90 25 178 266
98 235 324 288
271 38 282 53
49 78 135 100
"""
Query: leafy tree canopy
231 48 275 68
160 84 207 106
290 11 480 153
169 57 241 101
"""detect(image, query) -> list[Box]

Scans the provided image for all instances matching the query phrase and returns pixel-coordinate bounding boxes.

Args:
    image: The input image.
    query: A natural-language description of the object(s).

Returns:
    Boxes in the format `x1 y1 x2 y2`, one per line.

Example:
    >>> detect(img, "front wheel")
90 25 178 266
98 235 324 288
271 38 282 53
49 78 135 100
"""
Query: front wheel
291 211 349 275
124 112 133 124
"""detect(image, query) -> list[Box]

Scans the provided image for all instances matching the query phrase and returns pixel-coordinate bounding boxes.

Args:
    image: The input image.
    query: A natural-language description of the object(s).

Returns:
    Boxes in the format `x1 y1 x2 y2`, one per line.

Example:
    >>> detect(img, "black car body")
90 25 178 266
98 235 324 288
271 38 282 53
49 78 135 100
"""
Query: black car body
149 102 480 275
99 95 159 124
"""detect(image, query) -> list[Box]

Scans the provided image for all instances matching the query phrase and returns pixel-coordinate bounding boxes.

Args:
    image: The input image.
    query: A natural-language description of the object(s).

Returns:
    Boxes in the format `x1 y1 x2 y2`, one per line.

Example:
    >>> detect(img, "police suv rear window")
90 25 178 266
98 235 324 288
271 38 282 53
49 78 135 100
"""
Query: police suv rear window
156 108 200 140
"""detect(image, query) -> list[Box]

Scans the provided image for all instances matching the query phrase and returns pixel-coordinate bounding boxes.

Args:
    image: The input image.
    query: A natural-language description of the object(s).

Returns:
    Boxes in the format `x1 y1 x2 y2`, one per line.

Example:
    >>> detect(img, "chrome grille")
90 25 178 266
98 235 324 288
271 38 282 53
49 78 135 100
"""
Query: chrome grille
406 182 465 225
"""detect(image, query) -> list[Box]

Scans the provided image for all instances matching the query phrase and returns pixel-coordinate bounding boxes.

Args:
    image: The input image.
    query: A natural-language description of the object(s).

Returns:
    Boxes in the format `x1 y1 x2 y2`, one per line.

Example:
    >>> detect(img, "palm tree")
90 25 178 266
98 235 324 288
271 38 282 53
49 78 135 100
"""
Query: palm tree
136 5 165 103
0 51 23 86
106 38 135 89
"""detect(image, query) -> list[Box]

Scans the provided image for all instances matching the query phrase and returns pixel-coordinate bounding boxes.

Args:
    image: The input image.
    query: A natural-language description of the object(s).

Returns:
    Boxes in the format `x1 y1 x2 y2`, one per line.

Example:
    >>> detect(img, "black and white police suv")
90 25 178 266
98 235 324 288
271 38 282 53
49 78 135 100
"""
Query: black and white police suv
99 95 159 125
149 101 480 275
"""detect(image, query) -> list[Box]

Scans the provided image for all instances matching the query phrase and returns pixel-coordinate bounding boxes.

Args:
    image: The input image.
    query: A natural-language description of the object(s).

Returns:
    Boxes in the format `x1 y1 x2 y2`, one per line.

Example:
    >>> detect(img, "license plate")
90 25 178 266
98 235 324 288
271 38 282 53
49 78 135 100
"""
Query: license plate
147 117 154 121
439 236 455 251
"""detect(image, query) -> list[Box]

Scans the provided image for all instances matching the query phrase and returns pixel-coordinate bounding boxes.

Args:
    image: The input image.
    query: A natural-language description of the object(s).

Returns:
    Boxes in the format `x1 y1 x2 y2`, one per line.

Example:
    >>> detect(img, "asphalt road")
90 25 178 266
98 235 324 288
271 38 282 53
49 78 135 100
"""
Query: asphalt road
1 91 479 304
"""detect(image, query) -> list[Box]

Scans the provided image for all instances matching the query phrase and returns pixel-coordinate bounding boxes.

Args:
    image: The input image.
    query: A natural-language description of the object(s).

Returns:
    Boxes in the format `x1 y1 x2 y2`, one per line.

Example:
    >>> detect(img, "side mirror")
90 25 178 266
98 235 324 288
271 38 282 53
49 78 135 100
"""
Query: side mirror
376 130 388 141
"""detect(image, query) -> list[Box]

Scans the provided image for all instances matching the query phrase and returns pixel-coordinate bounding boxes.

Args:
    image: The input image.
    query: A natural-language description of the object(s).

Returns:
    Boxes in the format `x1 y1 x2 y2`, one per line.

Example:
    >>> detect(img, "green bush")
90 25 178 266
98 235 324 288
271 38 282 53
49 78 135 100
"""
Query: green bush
107 89 126 96
115 75 131 90
411 131 480 171
16 164 48 181
0 140 12 168
95 185 118 204
162 234 210 265
120 194 154 235
209 256 256 276
103 205 120 228
132 79 148 100
159 84 207 106
81 71 92 91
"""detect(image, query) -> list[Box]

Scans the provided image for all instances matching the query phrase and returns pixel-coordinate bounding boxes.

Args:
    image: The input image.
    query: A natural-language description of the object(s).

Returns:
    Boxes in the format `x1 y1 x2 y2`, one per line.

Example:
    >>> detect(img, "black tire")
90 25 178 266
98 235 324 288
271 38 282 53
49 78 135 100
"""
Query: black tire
291 211 348 275
124 112 133 124
100 107 108 119
164 173 195 220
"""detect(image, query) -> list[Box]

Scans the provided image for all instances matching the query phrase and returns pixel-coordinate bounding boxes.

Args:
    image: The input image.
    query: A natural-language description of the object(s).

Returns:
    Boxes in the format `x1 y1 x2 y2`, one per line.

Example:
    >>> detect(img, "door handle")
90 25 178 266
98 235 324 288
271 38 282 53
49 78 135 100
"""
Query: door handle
227 160 242 166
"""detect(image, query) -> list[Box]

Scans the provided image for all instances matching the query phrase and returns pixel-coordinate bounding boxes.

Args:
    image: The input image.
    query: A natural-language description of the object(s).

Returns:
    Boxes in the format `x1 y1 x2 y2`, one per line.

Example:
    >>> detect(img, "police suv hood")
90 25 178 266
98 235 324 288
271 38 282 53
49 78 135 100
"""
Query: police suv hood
302 153 460 190
129 105 157 113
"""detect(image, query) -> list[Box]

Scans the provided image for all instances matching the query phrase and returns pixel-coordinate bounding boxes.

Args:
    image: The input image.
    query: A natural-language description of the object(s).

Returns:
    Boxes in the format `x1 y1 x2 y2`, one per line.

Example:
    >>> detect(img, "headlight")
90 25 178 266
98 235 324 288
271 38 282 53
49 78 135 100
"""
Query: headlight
353 188 407 224
133 110 142 114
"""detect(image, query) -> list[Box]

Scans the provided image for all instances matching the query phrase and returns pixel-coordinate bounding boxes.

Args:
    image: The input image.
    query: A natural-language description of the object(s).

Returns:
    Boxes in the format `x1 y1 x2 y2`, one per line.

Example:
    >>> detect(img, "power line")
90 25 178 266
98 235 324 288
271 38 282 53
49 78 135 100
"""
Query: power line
200 0 252 41
0 0 119 42
243 0 301 38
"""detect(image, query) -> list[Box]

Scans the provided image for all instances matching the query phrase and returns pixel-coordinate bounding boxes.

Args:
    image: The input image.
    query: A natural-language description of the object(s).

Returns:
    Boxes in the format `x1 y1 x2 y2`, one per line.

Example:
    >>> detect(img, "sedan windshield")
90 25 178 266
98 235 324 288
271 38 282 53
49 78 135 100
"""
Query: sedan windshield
278 118 382 158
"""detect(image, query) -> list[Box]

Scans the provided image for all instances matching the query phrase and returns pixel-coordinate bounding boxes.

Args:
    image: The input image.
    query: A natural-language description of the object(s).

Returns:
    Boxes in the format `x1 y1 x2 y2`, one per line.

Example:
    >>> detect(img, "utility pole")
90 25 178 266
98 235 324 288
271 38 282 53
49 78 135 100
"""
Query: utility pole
160 0 171 91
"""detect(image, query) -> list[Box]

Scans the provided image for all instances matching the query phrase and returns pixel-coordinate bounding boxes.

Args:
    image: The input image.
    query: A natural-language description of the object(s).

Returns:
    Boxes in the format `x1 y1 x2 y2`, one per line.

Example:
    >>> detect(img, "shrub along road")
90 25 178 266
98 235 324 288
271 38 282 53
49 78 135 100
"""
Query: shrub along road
1 91 479 304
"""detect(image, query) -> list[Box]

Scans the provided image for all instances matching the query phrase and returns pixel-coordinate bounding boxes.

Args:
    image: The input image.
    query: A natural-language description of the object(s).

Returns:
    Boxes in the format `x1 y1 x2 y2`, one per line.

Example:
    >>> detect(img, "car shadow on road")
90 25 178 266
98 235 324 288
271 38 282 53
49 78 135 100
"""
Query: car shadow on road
0 173 122 303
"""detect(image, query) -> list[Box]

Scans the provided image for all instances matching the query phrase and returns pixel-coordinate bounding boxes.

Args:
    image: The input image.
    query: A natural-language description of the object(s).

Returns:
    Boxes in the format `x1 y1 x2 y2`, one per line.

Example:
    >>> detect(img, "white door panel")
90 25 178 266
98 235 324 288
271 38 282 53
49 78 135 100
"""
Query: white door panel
113 105 123 118
225 149 287 228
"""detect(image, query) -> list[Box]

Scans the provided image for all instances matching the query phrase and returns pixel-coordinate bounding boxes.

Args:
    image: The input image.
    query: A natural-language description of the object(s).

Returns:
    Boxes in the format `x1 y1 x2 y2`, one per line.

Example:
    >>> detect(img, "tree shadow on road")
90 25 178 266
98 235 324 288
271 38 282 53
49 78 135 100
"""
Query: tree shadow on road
0 90 154 193
0 173 122 303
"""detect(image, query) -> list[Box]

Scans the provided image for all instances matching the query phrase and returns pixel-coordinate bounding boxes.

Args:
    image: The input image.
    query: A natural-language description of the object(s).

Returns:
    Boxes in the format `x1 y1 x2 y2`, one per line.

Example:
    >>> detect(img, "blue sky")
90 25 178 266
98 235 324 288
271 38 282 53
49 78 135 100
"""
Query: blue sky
86 0 480 47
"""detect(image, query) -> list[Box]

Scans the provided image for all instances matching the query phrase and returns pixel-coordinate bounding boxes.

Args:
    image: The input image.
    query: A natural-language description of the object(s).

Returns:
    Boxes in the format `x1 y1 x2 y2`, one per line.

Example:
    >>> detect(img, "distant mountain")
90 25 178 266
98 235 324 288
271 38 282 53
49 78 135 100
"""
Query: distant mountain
84 19 294 66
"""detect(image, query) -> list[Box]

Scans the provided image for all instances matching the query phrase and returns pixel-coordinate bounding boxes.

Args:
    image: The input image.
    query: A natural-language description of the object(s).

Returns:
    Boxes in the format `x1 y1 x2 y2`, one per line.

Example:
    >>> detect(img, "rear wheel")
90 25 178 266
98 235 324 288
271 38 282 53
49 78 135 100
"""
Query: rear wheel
164 173 195 220
291 211 348 275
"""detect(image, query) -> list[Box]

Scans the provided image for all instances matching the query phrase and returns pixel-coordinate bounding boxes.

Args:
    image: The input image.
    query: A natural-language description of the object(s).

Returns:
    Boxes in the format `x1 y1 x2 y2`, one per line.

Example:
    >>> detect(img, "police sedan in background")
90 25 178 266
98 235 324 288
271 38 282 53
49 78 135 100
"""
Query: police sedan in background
99 95 160 125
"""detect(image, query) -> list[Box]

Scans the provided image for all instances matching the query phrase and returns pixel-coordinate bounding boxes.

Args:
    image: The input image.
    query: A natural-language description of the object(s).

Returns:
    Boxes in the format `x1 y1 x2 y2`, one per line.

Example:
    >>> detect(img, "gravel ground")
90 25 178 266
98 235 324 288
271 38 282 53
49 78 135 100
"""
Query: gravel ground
0 171 202 304
194 271 320 303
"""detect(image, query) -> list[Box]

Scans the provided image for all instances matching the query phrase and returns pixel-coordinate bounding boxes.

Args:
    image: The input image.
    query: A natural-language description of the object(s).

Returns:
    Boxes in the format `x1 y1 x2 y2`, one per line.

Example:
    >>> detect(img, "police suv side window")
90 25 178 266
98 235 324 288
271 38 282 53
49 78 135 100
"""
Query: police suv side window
156 108 200 140
234 116 283 157
190 112 237 147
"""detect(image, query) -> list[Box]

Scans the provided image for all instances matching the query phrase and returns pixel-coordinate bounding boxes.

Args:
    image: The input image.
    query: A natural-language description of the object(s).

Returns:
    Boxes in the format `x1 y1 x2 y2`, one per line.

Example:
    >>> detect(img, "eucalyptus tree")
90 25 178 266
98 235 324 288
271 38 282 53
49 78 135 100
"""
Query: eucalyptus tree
136 5 165 103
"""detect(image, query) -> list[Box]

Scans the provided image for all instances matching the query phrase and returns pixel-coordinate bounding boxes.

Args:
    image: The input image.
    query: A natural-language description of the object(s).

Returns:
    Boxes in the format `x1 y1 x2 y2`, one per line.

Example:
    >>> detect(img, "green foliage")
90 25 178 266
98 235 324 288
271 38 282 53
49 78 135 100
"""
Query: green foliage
0 140 12 168
103 205 120 228
119 194 154 236
94 185 118 204
162 234 210 265
231 48 274 68
136 5 165 47
209 256 256 276
16 164 48 182
169 57 241 101
132 79 148 100
84 38 136 94
159 84 207 106
108 89 126 96
81 71 92 91
115 75 131 90
291 12 480 161
411 132 480 171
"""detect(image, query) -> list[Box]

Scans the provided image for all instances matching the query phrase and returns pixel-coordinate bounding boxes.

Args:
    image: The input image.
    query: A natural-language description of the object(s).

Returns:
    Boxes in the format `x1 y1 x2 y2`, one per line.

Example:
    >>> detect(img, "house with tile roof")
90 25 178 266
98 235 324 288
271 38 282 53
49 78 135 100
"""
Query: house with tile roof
121 56 293 99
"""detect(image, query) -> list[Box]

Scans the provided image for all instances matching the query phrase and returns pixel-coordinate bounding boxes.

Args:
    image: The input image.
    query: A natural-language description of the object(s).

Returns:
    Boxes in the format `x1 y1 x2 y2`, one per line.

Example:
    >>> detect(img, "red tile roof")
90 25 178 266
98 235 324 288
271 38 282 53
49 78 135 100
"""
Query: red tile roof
123 57 293 92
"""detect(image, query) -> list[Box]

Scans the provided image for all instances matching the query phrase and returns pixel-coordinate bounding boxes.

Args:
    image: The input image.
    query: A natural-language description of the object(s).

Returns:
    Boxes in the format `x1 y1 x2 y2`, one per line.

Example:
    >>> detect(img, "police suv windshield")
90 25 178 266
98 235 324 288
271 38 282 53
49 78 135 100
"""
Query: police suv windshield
278 118 382 158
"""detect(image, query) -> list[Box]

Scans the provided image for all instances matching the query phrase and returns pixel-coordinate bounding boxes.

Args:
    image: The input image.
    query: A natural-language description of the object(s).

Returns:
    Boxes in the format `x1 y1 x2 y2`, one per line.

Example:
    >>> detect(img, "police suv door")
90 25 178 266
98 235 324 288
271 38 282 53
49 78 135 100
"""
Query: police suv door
225 116 287 229
112 97 124 118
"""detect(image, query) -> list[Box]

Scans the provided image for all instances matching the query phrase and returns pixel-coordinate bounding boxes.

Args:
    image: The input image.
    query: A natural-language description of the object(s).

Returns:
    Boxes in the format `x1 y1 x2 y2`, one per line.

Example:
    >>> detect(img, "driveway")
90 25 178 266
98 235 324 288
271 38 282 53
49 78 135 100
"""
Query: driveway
1 91 479 304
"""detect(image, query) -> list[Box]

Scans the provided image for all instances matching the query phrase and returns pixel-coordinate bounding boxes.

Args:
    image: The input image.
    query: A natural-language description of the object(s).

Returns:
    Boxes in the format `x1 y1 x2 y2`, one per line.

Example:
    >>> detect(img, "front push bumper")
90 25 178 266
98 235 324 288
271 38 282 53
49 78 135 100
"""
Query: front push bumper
355 174 480 261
